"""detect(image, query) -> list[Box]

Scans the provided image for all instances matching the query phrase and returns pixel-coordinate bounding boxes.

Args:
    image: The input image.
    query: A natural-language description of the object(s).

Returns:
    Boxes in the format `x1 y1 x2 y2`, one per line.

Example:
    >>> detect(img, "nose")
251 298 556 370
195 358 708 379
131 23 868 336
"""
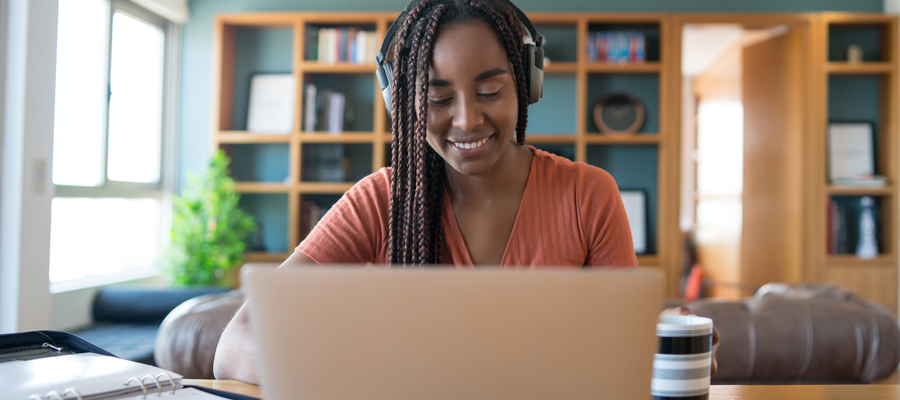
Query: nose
452 95 484 132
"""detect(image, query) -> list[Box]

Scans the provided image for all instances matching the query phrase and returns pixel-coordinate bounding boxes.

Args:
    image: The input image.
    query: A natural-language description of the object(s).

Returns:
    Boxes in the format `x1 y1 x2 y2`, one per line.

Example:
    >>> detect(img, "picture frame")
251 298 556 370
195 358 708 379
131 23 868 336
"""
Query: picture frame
619 189 647 254
247 73 296 134
827 122 875 182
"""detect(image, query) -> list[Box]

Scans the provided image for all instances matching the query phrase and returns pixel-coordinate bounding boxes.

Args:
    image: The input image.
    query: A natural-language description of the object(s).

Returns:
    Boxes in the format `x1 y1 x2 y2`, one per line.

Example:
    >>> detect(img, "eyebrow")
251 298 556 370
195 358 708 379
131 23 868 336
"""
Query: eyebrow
429 68 509 87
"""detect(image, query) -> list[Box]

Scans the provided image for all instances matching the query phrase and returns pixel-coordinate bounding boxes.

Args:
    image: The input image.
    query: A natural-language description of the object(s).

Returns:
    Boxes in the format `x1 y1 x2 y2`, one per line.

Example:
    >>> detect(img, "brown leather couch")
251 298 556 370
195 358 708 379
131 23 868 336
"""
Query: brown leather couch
155 281 900 382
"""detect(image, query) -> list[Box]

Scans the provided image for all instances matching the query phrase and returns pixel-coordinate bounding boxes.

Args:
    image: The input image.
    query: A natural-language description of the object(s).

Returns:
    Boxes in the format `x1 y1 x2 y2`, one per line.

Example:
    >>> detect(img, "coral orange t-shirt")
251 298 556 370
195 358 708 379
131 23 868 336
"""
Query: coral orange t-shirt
297 147 638 267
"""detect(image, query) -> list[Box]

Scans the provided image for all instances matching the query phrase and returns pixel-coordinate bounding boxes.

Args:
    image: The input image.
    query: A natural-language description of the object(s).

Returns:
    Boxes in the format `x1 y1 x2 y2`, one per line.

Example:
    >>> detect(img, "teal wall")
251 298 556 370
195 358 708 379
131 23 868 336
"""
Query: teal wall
180 0 883 188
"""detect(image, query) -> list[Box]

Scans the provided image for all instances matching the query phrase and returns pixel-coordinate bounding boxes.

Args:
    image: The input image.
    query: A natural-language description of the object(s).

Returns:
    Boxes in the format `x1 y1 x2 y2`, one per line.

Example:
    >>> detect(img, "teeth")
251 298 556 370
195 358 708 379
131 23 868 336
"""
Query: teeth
452 137 488 150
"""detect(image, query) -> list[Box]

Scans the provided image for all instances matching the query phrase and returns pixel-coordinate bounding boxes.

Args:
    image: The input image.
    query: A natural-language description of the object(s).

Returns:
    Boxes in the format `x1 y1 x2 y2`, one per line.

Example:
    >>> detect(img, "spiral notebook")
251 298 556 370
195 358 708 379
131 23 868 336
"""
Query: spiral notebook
1 353 226 400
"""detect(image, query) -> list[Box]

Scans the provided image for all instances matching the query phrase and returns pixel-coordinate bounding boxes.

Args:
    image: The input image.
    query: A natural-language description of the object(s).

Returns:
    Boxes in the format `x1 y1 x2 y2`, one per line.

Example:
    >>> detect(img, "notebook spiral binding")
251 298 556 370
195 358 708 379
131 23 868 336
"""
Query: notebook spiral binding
25 372 176 400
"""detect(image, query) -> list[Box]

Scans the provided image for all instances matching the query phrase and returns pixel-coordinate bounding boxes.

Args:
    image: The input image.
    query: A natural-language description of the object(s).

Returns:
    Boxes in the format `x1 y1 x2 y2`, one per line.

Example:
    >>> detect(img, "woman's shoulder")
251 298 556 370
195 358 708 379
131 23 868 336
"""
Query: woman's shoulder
343 167 392 204
529 146 616 189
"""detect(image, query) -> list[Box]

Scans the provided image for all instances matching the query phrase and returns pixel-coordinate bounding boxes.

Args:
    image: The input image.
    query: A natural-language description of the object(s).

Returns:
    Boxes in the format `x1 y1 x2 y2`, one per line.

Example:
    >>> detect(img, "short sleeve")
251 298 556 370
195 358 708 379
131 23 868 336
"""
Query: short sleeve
578 167 638 267
296 168 391 264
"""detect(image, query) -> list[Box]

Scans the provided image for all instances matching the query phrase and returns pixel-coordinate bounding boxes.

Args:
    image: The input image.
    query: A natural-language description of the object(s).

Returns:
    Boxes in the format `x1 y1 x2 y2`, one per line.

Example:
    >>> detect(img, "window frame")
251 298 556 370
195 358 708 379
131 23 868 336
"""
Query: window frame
50 0 180 293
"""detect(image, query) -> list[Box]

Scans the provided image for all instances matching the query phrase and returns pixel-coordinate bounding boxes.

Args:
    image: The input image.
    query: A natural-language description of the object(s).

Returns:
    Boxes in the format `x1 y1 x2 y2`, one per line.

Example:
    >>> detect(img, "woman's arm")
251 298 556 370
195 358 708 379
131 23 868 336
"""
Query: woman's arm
212 251 317 384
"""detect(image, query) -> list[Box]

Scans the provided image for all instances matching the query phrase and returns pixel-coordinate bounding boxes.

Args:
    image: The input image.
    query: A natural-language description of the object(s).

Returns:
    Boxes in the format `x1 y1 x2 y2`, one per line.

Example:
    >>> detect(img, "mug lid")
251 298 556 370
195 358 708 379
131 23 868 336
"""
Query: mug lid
656 315 713 337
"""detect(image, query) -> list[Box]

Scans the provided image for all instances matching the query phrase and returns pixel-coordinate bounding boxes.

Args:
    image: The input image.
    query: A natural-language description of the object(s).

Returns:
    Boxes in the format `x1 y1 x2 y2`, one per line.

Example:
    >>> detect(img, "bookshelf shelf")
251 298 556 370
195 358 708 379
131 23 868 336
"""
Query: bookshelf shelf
234 182 292 193
826 62 895 74
299 133 376 143
827 185 894 195
825 254 897 266
544 63 578 73
585 134 660 144
298 182 356 193
298 62 378 73
586 62 661 73
217 132 293 143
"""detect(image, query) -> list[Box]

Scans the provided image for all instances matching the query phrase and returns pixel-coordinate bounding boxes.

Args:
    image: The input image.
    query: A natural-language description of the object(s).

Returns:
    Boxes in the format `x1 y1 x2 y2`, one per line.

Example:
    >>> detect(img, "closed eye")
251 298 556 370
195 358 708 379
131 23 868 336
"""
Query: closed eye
428 97 452 106
479 89 501 98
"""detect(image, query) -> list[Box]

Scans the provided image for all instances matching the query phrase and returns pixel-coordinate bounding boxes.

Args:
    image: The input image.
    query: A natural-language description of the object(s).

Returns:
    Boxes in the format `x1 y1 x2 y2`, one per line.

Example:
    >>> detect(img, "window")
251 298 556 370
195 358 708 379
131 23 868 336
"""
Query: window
50 0 175 292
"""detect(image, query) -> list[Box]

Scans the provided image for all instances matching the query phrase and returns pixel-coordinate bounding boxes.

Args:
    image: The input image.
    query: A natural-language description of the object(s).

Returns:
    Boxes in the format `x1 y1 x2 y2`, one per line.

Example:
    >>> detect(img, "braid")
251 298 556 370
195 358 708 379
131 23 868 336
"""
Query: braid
469 0 529 143
387 0 530 265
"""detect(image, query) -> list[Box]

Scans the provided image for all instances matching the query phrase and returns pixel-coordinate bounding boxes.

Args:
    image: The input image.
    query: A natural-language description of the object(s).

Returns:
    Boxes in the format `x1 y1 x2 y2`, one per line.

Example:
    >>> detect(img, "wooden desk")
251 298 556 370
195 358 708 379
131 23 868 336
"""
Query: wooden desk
185 379 900 399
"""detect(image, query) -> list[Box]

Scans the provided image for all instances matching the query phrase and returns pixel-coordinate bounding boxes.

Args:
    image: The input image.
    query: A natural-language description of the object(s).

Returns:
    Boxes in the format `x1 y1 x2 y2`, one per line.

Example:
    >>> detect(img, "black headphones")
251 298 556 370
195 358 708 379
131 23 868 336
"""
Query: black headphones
375 0 544 116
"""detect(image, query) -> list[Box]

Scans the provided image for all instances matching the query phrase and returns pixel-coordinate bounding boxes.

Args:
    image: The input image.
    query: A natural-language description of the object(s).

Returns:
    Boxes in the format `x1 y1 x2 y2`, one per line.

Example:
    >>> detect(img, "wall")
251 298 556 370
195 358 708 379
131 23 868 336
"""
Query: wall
1 0 57 333
179 0 883 187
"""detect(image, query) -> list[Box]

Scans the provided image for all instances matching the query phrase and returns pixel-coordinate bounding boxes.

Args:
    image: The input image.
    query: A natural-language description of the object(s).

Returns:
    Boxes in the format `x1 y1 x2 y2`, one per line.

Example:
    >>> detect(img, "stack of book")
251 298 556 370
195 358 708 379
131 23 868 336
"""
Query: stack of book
586 31 646 63
304 83 349 134
303 144 347 182
831 175 888 187
306 26 380 64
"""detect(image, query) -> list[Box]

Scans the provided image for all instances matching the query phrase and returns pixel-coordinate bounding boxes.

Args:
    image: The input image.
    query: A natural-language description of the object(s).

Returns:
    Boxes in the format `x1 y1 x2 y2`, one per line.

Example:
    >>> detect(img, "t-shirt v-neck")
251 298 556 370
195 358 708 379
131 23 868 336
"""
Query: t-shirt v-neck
441 152 535 267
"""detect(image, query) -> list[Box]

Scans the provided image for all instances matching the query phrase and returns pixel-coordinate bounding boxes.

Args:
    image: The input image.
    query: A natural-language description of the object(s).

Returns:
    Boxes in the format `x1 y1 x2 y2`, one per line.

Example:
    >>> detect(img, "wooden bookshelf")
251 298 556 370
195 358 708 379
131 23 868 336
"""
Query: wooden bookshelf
812 13 899 312
211 12 676 296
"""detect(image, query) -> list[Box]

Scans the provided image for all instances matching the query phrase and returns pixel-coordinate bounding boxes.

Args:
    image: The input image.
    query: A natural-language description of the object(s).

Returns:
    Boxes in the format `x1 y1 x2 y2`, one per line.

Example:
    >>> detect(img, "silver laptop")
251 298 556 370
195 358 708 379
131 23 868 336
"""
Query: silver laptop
243 266 664 400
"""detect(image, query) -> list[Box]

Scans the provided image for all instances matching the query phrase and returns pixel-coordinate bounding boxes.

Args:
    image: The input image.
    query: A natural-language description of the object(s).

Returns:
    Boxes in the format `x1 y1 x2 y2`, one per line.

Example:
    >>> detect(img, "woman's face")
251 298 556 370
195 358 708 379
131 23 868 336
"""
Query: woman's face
425 19 519 177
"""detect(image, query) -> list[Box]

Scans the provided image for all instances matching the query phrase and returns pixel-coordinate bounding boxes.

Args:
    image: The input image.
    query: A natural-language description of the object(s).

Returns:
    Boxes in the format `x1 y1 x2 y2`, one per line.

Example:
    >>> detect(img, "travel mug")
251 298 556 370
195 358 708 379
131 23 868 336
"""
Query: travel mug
651 315 713 400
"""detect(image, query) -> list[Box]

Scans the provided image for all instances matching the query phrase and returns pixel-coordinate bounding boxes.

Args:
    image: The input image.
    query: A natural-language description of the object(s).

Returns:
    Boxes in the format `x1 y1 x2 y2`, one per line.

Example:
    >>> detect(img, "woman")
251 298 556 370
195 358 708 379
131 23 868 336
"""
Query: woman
214 0 717 383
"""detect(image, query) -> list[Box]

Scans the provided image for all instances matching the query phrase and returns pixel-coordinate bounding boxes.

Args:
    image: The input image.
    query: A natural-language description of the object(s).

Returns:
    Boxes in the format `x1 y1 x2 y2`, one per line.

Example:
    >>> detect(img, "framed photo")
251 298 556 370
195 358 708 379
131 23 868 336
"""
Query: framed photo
828 122 875 182
247 73 296 134
619 190 647 254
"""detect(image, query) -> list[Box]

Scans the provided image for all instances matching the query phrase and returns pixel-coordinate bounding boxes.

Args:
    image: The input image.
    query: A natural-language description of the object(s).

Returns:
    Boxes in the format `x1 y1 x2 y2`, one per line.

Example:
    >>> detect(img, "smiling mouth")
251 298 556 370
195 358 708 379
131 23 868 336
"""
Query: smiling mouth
449 135 492 150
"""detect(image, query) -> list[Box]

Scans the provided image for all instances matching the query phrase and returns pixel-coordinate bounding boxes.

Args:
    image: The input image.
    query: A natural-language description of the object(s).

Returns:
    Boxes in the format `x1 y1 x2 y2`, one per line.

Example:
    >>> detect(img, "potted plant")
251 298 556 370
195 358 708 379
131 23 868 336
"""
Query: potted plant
166 150 256 287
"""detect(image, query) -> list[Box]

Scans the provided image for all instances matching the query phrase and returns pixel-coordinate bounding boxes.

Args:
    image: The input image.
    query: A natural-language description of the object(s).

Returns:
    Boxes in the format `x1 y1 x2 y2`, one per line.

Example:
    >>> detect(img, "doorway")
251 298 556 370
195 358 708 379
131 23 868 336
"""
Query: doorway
676 17 809 299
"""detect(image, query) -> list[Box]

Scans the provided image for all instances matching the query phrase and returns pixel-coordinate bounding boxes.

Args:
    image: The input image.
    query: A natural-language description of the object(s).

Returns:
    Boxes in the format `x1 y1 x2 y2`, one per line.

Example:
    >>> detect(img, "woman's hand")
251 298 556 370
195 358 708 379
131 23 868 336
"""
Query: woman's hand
660 306 719 377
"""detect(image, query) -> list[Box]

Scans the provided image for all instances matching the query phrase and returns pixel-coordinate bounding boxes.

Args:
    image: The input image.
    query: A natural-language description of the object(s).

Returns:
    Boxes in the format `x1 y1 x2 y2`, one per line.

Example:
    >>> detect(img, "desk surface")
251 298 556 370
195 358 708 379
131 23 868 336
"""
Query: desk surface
185 379 900 399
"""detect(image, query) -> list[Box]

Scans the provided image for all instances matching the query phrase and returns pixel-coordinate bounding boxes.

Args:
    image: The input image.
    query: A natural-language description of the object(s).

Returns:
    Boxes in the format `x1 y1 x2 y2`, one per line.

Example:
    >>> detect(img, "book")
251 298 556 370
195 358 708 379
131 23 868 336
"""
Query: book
586 31 646 63
2 353 229 400
828 122 875 182
246 74 295 134
328 92 345 134
304 83 317 132
308 26 377 64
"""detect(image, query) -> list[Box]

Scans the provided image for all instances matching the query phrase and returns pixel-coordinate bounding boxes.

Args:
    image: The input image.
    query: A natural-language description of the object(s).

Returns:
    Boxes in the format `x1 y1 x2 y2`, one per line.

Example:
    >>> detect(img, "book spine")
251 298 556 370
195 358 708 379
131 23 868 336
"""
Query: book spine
307 27 319 61
304 83 317 132
317 28 327 63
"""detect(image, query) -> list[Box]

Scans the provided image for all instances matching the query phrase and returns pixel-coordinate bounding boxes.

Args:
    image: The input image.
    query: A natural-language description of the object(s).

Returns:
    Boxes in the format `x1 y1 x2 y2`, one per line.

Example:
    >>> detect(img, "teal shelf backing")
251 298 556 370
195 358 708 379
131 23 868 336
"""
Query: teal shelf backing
228 143 290 183
305 74 376 132
535 24 579 63
586 144 658 254
231 27 294 131
240 193 290 253
828 25 884 62
528 75 577 134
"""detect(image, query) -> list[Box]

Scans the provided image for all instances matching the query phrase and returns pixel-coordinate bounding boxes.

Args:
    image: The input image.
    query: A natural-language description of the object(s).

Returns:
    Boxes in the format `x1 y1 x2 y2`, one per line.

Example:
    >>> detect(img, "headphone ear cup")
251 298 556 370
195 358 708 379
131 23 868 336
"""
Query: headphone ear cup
521 43 544 105
530 44 544 104
379 62 394 117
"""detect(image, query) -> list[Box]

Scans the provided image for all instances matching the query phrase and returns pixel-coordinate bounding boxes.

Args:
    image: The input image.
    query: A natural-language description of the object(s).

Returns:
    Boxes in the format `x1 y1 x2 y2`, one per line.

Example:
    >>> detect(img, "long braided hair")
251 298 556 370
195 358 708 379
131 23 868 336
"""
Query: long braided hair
387 0 530 265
